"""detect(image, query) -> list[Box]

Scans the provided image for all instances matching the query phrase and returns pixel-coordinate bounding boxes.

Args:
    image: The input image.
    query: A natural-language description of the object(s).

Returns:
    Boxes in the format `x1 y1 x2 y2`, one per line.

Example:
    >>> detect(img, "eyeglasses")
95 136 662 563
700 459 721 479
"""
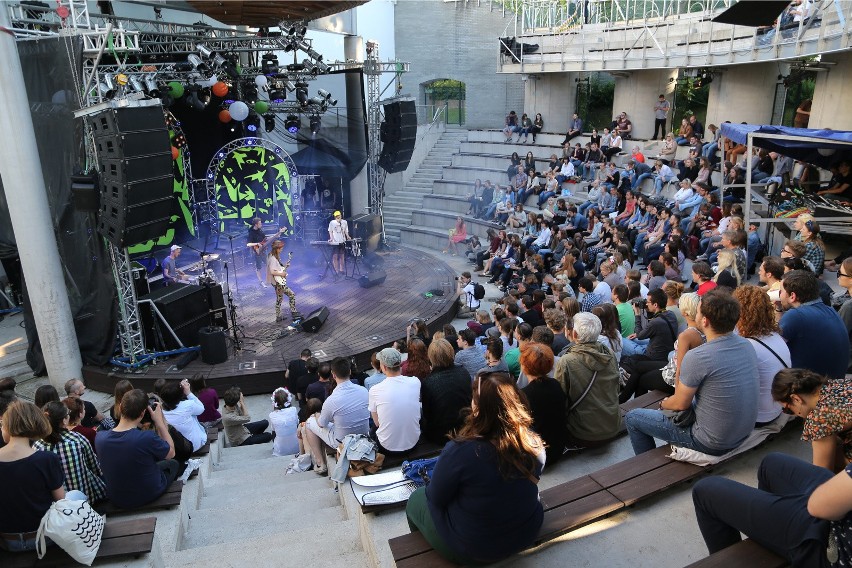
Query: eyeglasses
781 248 793 255
840 271 851 278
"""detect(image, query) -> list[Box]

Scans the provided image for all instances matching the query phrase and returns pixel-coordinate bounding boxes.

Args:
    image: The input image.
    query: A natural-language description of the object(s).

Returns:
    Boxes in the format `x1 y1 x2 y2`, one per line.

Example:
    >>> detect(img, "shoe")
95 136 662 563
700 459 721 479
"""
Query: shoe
442 249 448 254
291 312 303 321
314 464 328 476
275 314 283 323
260 282 268 288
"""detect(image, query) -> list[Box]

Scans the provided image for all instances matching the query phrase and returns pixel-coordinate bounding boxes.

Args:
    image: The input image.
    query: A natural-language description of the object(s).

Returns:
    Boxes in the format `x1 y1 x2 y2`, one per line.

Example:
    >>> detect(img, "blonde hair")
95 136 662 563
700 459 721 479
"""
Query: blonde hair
3 400 51 439
713 249 741 286
679 292 701 320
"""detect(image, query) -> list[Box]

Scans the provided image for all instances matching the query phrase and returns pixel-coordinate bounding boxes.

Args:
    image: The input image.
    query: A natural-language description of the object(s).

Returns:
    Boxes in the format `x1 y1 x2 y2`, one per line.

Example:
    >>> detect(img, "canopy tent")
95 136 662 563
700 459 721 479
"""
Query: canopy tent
290 140 352 178
720 123 852 168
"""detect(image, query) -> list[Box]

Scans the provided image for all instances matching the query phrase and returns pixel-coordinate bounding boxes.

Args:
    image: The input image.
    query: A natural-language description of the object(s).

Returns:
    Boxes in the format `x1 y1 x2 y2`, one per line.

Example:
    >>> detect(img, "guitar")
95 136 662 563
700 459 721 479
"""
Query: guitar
274 252 293 286
247 228 285 255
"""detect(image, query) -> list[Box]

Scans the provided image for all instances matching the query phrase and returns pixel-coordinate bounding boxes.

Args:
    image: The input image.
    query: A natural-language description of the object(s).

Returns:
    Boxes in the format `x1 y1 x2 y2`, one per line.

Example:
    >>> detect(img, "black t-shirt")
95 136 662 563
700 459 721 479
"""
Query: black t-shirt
0 451 63 533
421 365 472 445
81 399 100 428
287 359 308 391
248 226 266 245
523 377 567 466
519 309 544 328
835 173 852 199
296 371 318 401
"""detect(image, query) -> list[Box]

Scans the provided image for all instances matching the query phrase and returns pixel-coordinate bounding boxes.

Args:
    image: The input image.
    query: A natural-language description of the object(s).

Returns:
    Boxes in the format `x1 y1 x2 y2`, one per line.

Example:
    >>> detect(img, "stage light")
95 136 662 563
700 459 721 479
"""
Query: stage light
101 73 115 91
245 113 261 133
264 114 276 132
243 85 258 104
317 89 332 100
185 84 209 111
295 82 309 107
309 95 326 107
144 74 159 94
187 54 205 71
261 54 279 75
197 43 214 58
284 80 296 92
303 59 319 76
269 87 286 103
328 97 338 107
129 76 145 93
285 114 300 133
287 63 305 72
309 114 321 135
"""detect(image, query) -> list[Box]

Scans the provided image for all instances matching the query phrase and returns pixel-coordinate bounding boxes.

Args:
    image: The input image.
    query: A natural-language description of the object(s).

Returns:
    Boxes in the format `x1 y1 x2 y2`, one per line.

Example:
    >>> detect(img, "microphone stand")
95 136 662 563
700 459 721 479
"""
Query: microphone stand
222 261 255 354
224 231 242 299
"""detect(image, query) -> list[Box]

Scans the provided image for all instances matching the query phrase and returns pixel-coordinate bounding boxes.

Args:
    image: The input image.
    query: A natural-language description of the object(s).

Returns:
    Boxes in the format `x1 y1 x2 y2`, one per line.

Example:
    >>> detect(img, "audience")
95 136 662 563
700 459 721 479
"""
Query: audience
368 348 421 456
401 338 431 381
269 387 300 457
160 379 208 452
63 397 97 449
64 379 108 429
454 328 487 380
364 352 387 391
189 374 221 430
110 379 134 423
520 343 567 465
422 339 473 445
222 386 273 447
34 384 60 410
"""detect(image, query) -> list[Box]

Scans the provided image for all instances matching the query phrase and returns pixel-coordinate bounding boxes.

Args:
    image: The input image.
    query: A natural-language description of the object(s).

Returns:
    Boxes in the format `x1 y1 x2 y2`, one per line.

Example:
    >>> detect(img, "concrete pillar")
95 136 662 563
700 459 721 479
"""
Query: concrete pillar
810 52 852 130
344 35 369 216
705 62 778 128
0 8 83 389
612 69 678 140
523 73 578 135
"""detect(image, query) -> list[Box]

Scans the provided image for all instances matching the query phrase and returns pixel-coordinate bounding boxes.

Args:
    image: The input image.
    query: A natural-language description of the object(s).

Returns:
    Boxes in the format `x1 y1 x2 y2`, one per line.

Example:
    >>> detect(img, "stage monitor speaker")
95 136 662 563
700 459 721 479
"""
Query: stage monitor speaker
349 213 382 252
301 306 329 333
361 250 385 270
71 173 100 213
138 284 211 349
199 327 228 364
359 269 387 289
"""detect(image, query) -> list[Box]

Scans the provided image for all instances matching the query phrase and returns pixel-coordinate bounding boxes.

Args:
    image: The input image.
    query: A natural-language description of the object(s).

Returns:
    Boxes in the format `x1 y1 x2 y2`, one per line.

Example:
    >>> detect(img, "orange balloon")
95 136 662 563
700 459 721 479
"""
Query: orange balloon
212 81 229 98
218 109 231 123
171 146 179 160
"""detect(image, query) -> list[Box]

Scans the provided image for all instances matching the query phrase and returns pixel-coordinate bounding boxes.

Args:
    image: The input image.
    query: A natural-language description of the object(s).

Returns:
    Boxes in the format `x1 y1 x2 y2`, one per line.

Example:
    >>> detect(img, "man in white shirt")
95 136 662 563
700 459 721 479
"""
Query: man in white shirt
530 222 552 252
327 210 350 275
368 348 421 454
457 271 481 318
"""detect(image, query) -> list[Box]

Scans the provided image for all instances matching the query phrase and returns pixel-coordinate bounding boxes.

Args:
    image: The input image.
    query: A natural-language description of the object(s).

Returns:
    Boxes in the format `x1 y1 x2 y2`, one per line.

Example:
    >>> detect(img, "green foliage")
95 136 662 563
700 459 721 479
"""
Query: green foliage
673 77 710 131
782 77 816 126
577 73 615 130
425 79 466 101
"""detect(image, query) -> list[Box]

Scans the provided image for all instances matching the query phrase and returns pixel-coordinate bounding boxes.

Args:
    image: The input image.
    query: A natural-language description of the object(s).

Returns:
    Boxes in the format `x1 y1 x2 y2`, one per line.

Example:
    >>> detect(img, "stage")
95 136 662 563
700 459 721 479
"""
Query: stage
83 244 461 396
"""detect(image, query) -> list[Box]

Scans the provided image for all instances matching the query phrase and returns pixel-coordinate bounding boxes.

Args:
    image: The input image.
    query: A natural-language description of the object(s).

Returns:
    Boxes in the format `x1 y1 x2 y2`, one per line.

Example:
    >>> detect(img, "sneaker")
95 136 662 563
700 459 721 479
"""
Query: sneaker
259 281 268 288
275 315 283 323
314 464 328 476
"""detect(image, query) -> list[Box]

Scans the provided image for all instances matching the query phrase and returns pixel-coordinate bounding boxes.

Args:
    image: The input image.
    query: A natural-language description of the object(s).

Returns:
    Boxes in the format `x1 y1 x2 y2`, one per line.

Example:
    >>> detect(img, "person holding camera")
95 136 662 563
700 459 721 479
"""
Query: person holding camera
96 389 179 510
457 271 480 319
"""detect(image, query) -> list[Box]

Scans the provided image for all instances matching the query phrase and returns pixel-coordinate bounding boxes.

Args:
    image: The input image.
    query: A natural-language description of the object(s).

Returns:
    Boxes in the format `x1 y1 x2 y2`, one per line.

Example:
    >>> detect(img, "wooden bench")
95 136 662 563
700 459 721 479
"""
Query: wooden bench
685 539 788 568
207 428 219 443
94 480 183 515
0 517 157 567
191 441 210 456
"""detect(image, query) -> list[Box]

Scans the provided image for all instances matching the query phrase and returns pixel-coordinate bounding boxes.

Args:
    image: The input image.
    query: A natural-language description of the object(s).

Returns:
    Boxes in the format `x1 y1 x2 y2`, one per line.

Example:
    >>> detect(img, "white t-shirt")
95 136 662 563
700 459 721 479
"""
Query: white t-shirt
328 219 348 244
269 407 300 456
367 375 421 452
163 394 207 452
463 282 481 309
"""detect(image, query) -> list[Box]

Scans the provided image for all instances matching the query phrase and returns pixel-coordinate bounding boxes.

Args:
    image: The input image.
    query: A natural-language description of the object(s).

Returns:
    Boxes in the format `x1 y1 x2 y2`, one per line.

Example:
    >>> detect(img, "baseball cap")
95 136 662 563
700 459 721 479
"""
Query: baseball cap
333 211 342 218
170 245 182 252
467 321 484 335
377 347 402 368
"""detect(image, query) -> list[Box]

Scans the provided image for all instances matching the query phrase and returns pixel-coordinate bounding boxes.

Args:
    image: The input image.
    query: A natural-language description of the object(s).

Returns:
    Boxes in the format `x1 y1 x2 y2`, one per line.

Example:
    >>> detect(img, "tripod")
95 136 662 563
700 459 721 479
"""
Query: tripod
222 261 255 354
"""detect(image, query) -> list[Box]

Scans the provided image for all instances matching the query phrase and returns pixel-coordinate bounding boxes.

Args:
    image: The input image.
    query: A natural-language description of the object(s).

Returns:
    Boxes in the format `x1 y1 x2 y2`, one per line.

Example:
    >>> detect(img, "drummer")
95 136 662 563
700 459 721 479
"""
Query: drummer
328 211 350 275
162 245 189 286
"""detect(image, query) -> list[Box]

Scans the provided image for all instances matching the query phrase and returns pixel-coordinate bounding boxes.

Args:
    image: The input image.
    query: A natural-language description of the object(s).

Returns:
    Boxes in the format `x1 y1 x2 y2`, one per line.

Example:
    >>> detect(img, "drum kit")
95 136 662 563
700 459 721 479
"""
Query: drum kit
188 253 222 286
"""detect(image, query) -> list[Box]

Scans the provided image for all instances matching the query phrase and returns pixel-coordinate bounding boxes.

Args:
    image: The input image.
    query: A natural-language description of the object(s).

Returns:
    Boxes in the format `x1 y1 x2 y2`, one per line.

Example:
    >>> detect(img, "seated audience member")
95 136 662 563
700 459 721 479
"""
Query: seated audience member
63 397 97 449
692 451 852 566
364 352 387 391
0 401 69 551
620 288 678 374
96 389 179 509
222 386 273 447
521 343 567 466
110 379 134 423
545 308 571 354
35 401 107 503
758 255 785 304
189 373 221 430
422 339 473 445
296 357 321 404
773 368 852 472
477 336 510 375
304 362 333 405
286 348 312 392
780 270 850 380
733 286 789 426
455 328 487 380
64 379 107 429
505 322 534 378
692 261 717 296
34 384 60 409
839 257 852 372
302 357 369 475
368 348 421 455
405 372 544 565
269 387 300 457
662 280 688 333
625 290 758 455
402 338 432 381
593 304 623 363
555 312 622 447
160 379 208 452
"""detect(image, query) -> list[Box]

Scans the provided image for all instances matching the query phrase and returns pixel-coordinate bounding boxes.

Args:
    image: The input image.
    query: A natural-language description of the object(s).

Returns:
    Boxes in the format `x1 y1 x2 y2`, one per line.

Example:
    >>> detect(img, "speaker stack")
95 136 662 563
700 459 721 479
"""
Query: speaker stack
138 283 223 350
86 105 175 248
378 100 417 173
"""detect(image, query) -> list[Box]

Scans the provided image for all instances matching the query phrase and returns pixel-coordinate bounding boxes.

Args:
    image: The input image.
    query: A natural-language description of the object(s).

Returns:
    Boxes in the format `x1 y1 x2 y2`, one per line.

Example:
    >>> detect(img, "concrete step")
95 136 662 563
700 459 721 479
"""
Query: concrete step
0 360 35 380
200 477 339 511
0 337 27 357
442 166 507 183
204 460 334 490
0 347 27 367
453 153 560 170
433 179 479 195
218 441 278 461
468 129 569 146
422 194 470 215
461 140 567 157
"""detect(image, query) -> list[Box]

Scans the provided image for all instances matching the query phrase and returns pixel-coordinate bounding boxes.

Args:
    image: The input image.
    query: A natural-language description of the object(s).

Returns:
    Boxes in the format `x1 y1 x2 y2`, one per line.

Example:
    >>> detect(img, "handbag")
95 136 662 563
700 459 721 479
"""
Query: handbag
36 498 105 566
402 456 440 487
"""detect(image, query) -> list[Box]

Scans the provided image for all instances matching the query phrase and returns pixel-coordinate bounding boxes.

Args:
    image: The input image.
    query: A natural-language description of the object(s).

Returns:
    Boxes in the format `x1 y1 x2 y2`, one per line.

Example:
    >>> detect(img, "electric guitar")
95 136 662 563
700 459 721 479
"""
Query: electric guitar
274 252 293 286
247 228 285 255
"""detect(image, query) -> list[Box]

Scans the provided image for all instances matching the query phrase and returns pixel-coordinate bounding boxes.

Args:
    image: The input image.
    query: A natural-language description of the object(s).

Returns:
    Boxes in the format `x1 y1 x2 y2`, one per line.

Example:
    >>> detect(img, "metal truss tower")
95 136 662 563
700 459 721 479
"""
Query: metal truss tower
364 41 385 218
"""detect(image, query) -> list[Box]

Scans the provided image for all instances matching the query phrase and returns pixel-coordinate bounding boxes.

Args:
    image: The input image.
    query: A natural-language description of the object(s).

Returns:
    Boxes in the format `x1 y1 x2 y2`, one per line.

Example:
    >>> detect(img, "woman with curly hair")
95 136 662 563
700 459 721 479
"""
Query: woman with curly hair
401 338 431 381
405 372 544 564
799 219 826 276
734 286 790 427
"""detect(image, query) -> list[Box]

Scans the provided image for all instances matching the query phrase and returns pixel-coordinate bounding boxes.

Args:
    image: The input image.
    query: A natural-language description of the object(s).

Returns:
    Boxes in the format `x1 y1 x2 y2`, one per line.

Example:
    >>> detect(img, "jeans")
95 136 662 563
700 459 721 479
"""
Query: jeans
158 458 181 485
701 141 718 159
538 190 556 207
675 136 689 146
621 337 649 357
584 163 601 180
654 174 677 196
483 202 499 219
625 407 729 455
578 200 597 216
692 452 832 567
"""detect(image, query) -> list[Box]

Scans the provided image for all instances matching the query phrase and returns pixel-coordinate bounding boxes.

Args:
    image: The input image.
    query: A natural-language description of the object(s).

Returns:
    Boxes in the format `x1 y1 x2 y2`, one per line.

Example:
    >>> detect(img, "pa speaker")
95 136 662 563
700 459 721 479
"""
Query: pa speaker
71 173 100 213
138 284 211 349
86 106 168 137
379 100 417 174
349 214 383 252
301 306 329 333
359 269 387 289
378 147 415 173
199 326 228 364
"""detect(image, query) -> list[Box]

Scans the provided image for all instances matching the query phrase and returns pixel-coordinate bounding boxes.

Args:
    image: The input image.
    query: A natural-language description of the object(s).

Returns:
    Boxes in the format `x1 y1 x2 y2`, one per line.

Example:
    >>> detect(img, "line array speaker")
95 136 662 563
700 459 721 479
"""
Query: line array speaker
378 100 417 173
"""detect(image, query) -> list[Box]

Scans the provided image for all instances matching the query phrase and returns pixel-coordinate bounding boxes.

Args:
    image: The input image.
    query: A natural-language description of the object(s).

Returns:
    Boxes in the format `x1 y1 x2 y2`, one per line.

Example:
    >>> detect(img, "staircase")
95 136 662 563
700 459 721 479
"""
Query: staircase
161 444 367 568
382 128 468 246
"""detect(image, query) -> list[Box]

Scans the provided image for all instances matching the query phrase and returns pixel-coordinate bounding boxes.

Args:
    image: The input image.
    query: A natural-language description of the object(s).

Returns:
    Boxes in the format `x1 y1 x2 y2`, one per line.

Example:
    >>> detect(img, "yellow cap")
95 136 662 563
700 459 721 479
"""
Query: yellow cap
333 211 341 217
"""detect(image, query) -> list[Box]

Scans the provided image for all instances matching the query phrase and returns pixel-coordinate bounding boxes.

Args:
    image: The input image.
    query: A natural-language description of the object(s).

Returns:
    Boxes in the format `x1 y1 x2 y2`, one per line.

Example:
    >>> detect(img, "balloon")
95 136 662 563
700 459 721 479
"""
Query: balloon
171 146 179 160
167 81 184 98
218 109 232 123
254 75 268 87
199 74 219 88
229 101 249 121
254 100 269 114
212 81 229 98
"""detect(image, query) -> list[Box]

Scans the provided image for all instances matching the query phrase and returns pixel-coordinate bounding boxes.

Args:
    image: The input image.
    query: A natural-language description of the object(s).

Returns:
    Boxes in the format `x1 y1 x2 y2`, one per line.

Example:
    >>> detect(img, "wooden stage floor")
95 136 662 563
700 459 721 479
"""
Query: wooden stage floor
84 245 460 395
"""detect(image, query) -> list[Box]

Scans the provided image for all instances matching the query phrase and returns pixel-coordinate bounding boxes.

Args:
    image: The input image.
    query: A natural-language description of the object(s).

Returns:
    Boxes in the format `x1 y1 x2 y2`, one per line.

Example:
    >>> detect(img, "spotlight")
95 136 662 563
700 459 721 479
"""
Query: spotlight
245 113 261 133
309 114 321 135
185 84 209 111
187 53 205 70
295 82 309 107
309 95 326 106
129 76 145 93
261 53 279 75
101 73 115 91
268 87 286 103
243 85 258 104
303 59 319 76
144 74 159 95
264 114 276 132
197 43 214 58
328 97 338 107
317 89 332 100
286 63 305 72
285 114 300 133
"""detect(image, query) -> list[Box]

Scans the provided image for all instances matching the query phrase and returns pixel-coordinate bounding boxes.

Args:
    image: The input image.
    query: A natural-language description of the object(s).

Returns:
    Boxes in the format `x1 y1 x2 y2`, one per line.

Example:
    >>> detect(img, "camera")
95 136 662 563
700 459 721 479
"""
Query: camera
630 297 647 311
149 397 159 410
454 276 460 281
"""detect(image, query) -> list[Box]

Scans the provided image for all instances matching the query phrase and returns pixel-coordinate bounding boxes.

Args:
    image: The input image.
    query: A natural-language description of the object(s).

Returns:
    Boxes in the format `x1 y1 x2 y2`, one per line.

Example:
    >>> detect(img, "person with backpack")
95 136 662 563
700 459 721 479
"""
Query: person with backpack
456 271 482 319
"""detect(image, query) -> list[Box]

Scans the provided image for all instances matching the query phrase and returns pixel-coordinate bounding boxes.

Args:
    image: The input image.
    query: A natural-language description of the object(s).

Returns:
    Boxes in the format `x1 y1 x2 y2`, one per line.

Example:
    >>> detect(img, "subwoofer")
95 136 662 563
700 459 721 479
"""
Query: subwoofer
359 270 387 289
301 306 329 333
199 326 228 364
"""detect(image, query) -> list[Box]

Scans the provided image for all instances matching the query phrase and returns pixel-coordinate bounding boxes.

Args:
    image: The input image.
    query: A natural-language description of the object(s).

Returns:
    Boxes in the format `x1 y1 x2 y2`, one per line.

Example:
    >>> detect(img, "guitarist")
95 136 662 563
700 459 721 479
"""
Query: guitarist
267 240 301 323
247 218 284 288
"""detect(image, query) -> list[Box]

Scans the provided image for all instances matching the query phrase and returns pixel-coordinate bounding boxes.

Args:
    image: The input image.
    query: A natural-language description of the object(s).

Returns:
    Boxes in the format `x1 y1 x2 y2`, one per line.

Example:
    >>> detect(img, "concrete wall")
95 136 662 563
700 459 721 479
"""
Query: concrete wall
394 1 523 129
705 62 779 129
611 69 678 139
523 73 578 135
810 51 852 130
385 122 446 195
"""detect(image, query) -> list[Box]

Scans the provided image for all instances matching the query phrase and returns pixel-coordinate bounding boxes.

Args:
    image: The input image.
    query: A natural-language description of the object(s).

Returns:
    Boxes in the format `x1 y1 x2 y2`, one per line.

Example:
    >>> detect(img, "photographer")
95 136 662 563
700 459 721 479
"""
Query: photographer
456 271 480 319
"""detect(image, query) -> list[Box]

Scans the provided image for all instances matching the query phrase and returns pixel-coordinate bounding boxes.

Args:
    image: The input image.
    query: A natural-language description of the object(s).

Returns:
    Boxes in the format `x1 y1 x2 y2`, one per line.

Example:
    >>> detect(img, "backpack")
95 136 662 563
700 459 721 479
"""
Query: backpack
473 282 486 300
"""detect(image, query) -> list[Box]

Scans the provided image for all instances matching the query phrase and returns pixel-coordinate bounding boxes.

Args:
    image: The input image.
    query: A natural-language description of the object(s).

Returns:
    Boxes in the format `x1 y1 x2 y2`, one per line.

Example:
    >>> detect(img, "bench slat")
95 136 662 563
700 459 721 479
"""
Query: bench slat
537 490 624 543
96 532 156 558
588 445 674 488
619 390 668 413
607 460 705 506
95 482 182 515
396 549 459 568
101 517 157 539
539 475 607 511
389 532 437 563
685 539 789 568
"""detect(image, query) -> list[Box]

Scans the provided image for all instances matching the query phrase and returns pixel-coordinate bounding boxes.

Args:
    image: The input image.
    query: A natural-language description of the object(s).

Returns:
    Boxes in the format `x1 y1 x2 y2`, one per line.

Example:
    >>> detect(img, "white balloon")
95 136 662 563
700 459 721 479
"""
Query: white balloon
229 101 249 121
817 148 836 156
199 74 219 87
255 74 268 87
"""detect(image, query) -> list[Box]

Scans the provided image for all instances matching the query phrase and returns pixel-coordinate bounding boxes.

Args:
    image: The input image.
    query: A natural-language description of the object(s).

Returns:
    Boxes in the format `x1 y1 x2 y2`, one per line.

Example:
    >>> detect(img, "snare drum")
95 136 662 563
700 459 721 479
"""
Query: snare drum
202 253 221 274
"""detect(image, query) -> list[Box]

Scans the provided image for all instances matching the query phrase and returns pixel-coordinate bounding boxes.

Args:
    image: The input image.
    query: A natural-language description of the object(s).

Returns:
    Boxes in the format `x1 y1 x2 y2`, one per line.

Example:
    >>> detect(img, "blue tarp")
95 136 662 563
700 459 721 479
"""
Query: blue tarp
720 124 852 168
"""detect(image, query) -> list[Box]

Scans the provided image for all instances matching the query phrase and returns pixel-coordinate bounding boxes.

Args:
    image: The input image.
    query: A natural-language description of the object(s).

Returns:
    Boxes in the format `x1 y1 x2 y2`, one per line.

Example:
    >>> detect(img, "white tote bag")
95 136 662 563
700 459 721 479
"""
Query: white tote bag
36 498 105 566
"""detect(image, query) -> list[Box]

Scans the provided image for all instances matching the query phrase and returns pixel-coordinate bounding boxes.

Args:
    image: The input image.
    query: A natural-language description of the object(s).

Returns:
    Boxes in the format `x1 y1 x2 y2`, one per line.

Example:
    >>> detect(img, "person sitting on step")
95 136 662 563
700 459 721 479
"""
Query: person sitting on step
222 386 274 448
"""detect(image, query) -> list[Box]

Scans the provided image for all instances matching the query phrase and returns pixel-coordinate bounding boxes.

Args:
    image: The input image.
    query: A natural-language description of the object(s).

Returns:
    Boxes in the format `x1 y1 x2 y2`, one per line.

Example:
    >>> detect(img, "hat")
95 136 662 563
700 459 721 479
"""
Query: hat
377 347 402 368
467 321 483 336
170 245 182 252
485 326 501 338
333 211 342 218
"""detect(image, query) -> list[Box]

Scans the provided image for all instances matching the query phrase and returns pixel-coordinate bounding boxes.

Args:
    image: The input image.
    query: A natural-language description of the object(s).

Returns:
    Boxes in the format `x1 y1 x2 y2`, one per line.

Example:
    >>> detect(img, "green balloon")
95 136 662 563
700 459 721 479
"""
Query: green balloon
168 82 184 98
254 100 269 114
